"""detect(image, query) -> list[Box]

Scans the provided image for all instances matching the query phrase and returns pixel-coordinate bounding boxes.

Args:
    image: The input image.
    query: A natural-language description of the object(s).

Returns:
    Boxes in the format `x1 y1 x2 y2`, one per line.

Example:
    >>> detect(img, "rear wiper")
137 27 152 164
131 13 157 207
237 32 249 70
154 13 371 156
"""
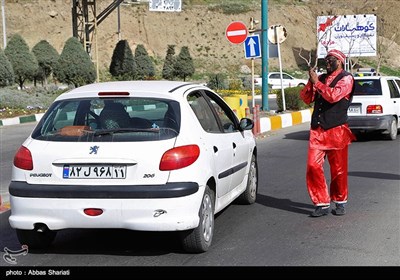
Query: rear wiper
93 128 160 136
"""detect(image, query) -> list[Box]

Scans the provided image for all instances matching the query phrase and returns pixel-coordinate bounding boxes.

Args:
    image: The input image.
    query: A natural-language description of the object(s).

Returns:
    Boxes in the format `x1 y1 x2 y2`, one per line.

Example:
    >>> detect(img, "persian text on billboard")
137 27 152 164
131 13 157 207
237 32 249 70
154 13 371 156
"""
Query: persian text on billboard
149 0 181 12
317 14 377 58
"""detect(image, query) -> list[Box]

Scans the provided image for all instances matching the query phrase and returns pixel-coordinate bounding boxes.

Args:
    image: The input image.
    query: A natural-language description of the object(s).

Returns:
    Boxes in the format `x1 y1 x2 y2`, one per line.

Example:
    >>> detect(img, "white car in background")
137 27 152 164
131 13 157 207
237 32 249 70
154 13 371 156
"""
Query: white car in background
9 81 258 253
348 76 400 140
254 72 308 89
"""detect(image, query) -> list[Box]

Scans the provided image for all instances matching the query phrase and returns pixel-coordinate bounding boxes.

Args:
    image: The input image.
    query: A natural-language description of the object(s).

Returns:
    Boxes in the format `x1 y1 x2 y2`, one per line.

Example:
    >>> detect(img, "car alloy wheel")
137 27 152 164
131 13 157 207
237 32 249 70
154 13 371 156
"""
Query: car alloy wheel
180 186 214 253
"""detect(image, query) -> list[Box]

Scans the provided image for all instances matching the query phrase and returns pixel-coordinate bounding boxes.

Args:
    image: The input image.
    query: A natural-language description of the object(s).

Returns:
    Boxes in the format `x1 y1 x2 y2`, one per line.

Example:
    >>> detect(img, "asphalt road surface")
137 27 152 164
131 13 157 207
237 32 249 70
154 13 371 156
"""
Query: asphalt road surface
1 122 399 276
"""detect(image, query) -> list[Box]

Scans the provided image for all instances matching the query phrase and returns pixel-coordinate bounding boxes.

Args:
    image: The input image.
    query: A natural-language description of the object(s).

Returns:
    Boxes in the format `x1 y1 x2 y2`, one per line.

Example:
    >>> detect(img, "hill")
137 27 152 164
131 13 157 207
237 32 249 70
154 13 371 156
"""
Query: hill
1 0 400 81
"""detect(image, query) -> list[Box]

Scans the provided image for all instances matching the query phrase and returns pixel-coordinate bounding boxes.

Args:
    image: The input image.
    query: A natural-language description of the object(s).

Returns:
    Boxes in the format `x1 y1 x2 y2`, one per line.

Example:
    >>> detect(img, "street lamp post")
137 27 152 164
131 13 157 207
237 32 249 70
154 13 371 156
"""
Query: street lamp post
1 0 6 48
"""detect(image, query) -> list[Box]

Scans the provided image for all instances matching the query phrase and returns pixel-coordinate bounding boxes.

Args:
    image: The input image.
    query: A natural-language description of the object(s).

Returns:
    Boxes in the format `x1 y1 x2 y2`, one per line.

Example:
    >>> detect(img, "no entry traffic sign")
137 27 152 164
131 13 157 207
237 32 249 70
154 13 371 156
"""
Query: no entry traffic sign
225 21 248 44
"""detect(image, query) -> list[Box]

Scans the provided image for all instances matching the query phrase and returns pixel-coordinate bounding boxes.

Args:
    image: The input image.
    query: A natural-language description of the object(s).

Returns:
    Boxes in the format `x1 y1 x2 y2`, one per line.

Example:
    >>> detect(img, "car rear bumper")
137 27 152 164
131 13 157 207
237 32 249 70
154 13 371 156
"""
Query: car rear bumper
348 115 392 131
9 181 198 198
9 181 202 231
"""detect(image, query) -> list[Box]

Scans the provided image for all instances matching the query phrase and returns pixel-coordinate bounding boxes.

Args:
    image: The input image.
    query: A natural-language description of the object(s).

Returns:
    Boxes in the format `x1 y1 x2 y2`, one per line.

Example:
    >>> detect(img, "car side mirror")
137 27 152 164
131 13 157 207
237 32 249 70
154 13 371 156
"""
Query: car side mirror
239 118 254 131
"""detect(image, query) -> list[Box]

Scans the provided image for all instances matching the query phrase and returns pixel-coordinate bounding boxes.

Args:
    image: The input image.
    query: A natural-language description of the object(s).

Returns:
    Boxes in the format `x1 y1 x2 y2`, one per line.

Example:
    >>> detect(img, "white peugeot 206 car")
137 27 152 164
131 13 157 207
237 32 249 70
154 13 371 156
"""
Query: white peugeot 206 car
9 81 257 253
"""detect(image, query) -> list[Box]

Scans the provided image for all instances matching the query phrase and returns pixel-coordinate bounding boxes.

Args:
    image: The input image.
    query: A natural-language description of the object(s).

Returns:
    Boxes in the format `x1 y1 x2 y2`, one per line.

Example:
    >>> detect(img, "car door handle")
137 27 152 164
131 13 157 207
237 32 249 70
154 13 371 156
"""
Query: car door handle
232 142 236 149
213 146 218 153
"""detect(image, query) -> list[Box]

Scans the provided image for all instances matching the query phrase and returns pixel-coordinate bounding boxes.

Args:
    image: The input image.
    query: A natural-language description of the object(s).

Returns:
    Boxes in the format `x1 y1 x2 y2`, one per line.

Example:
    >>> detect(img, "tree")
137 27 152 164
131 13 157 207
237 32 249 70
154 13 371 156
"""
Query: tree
109 40 136 80
0 48 14 87
53 37 96 87
162 45 176 80
32 40 59 87
174 46 195 81
134 44 155 80
5 34 38 89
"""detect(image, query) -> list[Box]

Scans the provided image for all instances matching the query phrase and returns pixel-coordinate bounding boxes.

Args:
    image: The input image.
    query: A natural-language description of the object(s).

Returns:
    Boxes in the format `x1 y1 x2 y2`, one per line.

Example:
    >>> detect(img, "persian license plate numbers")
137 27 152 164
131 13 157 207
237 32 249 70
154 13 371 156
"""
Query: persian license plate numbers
348 106 361 114
63 165 126 179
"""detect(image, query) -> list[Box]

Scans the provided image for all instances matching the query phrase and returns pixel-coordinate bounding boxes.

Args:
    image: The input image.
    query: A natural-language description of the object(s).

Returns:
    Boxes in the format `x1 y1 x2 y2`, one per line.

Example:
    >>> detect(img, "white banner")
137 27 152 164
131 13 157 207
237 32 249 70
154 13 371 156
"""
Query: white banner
317 14 377 58
149 0 181 12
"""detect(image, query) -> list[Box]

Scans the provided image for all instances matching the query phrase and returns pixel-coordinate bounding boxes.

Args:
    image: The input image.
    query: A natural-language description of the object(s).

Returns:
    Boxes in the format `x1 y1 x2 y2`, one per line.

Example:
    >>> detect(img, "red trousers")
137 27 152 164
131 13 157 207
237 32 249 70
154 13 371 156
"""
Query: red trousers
306 146 349 206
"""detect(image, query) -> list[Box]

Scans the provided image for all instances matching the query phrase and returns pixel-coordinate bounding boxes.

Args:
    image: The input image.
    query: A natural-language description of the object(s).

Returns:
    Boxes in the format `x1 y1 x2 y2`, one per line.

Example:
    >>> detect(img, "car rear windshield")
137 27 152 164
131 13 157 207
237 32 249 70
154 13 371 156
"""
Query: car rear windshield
353 79 382 96
32 97 180 142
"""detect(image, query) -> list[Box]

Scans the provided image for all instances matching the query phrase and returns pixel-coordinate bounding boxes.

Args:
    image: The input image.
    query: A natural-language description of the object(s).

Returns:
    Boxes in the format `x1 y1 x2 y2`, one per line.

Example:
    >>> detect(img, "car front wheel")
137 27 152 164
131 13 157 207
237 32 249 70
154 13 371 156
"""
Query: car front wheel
180 185 214 253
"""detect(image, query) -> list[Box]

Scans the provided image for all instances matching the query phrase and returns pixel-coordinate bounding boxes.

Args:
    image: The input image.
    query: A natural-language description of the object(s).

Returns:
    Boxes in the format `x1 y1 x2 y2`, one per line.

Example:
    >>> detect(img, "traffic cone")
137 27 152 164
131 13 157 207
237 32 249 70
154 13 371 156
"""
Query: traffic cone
245 107 250 118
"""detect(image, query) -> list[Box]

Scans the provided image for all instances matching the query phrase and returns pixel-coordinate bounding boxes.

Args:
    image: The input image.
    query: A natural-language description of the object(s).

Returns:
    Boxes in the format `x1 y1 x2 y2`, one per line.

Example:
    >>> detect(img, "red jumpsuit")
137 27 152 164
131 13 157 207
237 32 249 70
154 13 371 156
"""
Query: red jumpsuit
300 69 356 207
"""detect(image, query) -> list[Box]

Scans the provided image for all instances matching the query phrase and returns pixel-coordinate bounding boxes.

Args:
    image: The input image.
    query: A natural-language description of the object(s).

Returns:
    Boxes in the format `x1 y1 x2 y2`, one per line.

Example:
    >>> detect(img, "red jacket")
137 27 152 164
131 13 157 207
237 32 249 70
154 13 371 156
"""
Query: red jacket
300 69 356 150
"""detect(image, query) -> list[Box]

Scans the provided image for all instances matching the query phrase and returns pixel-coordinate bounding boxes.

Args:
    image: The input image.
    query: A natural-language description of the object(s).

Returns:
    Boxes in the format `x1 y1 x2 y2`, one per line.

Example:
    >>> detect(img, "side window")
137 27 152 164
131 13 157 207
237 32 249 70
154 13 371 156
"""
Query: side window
187 91 220 133
187 92 221 133
53 102 79 130
388 80 400 99
391 80 400 98
204 90 238 133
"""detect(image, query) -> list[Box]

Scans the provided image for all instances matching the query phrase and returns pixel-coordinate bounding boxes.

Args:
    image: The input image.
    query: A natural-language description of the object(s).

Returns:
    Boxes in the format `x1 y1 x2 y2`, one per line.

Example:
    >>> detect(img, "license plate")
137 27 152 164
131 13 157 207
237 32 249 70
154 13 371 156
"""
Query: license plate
63 165 126 179
348 106 361 114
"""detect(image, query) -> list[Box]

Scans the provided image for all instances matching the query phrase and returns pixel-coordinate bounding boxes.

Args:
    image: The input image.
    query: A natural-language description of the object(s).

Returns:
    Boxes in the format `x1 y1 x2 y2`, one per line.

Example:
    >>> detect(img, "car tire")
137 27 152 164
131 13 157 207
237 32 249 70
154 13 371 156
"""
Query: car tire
180 185 214 253
236 154 258 204
16 228 57 249
385 116 398 140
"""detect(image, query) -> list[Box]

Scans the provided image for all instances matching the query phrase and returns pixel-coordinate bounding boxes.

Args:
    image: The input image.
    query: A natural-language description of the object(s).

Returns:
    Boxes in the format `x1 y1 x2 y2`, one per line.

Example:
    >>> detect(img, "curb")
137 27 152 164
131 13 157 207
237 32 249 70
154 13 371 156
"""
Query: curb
258 108 312 134
0 113 45 127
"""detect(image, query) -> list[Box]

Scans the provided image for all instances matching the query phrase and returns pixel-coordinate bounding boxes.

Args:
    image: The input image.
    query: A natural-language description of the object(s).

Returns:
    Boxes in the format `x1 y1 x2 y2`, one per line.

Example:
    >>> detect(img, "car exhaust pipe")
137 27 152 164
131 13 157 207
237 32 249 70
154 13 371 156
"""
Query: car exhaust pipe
34 223 49 233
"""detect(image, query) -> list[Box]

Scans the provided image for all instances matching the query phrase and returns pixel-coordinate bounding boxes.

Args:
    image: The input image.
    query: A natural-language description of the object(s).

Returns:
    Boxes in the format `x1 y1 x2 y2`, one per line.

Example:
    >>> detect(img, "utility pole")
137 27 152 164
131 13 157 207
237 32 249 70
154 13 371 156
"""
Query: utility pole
261 0 269 111
1 0 6 49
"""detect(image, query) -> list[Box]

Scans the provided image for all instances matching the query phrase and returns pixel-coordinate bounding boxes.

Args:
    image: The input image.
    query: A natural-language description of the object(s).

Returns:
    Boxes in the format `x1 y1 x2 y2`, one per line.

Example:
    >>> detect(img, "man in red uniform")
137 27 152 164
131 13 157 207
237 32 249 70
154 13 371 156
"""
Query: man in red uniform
300 49 356 217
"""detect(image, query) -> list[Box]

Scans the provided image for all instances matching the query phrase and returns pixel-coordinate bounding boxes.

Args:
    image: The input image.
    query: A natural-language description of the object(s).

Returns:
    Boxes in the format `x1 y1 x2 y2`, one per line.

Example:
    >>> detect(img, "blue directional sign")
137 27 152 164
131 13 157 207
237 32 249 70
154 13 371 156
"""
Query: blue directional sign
244 34 261 59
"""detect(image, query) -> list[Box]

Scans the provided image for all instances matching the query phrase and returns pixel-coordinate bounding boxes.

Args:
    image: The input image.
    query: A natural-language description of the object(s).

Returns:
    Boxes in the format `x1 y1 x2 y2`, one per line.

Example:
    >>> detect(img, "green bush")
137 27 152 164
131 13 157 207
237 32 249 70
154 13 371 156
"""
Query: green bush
276 86 311 111
207 73 228 90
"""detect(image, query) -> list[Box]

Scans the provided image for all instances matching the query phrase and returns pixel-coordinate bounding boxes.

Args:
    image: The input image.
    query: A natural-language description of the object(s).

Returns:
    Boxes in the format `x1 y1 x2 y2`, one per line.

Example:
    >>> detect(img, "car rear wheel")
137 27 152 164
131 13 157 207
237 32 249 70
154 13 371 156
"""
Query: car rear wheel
16 227 57 249
180 185 214 253
385 116 398 140
236 154 258 204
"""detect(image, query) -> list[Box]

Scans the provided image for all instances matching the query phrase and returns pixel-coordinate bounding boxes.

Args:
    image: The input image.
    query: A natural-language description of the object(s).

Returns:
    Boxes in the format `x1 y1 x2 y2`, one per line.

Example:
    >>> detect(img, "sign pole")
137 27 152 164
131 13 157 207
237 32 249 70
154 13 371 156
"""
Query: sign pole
251 58 255 109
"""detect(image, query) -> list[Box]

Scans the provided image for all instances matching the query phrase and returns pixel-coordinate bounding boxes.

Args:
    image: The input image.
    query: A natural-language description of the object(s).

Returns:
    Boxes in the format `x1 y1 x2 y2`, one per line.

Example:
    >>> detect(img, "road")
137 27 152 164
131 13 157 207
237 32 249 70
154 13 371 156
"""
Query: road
1 122 399 275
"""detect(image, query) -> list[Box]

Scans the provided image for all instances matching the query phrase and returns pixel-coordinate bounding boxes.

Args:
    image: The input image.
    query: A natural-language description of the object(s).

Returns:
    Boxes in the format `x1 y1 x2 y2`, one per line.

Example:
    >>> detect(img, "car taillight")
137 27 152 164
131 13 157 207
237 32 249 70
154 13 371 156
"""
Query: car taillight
367 105 383 114
14 146 33 170
159 145 200 171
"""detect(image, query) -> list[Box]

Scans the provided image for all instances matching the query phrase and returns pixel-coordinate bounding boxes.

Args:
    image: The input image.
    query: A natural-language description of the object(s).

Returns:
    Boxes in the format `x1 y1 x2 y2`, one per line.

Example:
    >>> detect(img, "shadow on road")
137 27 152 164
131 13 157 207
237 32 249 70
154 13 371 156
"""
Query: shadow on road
256 193 314 215
349 171 400 181
283 130 309 141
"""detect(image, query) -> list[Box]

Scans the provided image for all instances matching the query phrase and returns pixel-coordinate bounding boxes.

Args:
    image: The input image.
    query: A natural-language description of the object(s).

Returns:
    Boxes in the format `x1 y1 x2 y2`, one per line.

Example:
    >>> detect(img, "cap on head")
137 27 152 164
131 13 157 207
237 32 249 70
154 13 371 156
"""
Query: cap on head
325 49 346 65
